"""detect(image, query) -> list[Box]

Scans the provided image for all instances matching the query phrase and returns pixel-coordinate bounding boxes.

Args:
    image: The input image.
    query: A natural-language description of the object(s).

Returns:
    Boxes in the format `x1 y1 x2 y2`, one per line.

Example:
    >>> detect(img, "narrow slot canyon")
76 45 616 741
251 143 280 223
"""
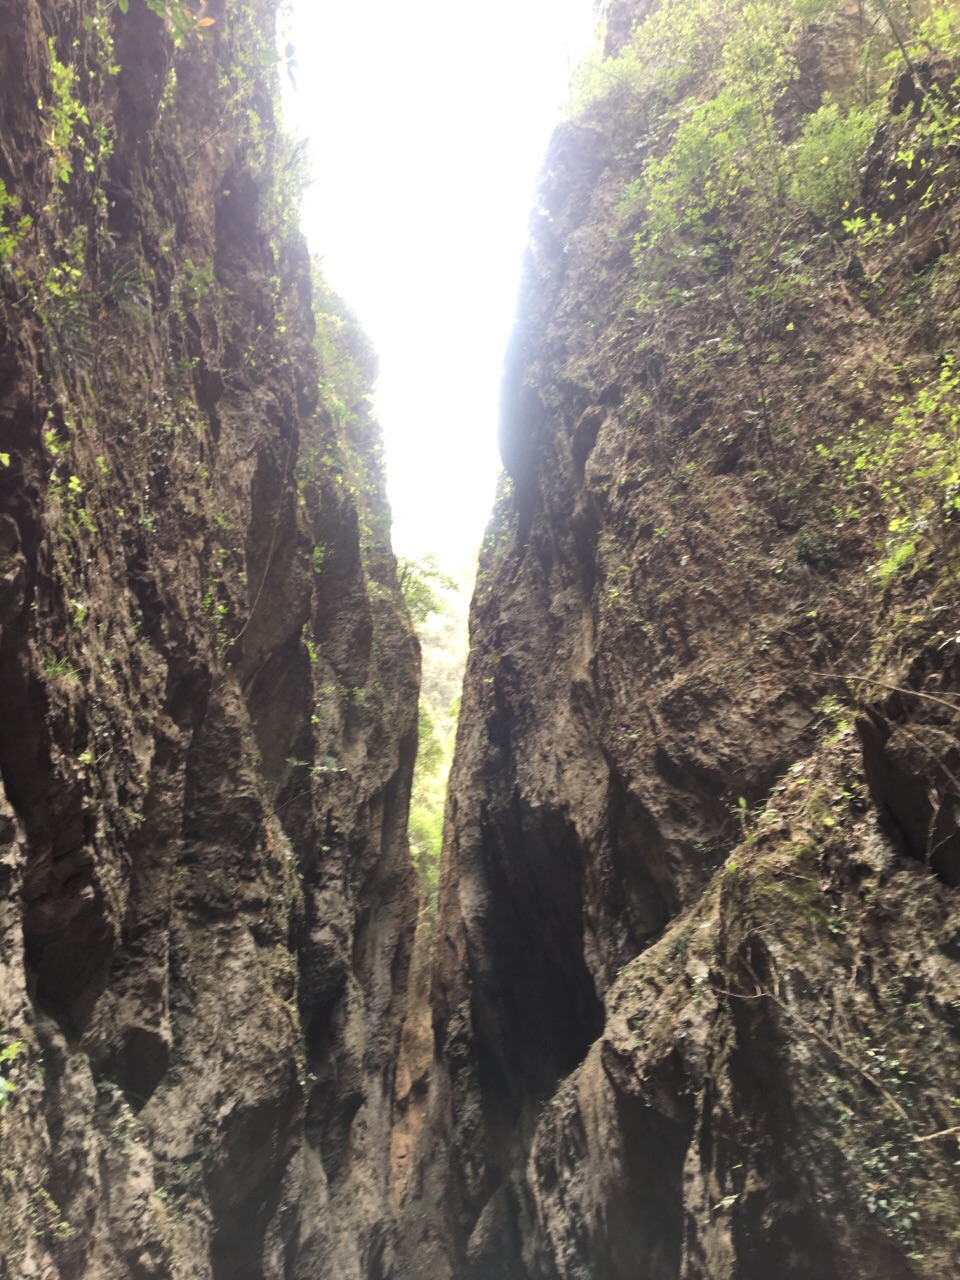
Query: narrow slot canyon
1 1 959 1278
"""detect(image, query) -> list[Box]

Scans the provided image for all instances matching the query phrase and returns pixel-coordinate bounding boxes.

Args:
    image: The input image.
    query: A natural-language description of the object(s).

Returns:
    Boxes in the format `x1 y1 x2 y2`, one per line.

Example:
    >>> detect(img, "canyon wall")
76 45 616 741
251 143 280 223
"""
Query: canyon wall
2 2 960 1279
395 1 960 1276
0 2 419 1277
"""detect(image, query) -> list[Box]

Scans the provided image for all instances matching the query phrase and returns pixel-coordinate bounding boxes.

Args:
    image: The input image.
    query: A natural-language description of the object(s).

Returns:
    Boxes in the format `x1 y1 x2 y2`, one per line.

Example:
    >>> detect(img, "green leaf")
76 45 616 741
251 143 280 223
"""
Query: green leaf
0 453 9 468
0 1040 23 1065
118 0 129 12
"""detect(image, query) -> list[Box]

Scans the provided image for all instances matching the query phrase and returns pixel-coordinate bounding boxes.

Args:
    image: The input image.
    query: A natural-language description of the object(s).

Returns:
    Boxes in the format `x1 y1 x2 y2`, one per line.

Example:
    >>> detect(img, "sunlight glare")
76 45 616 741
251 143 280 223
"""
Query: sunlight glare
282 0 597 568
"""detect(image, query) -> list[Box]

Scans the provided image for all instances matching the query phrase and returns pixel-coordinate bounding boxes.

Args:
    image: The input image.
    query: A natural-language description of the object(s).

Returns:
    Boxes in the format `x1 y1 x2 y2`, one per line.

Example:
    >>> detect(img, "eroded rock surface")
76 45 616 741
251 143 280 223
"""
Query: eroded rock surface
394 2 960 1276
0 3 418 1277
3 1 960 1278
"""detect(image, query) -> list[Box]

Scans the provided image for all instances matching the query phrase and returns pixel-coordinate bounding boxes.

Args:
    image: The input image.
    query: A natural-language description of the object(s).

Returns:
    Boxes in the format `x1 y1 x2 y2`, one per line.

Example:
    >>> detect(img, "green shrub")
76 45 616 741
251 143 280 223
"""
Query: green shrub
789 102 877 221
0 178 30 265
0 1040 23 1110
117 0 214 47
570 43 644 113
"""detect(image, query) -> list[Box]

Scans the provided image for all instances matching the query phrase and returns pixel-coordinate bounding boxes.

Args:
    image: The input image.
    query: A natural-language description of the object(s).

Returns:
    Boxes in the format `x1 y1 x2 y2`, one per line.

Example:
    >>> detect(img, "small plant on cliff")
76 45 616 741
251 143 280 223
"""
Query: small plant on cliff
36 229 96 383
45 43 90 186
0 1039 24 1110
117 0 215 47
788 102 878 222
0 180 31 267
810 355 960 584
171 256 214 319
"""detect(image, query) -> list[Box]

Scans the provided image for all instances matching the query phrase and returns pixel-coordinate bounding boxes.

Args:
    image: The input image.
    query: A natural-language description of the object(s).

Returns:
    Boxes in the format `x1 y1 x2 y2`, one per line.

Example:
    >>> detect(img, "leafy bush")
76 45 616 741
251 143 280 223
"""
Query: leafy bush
0 179 30 266
398 555 457 625
570 43 644 113
643 88 769 244
789 102 878 221
0 1040 23 1110
813 356 960 584
116 0 214 48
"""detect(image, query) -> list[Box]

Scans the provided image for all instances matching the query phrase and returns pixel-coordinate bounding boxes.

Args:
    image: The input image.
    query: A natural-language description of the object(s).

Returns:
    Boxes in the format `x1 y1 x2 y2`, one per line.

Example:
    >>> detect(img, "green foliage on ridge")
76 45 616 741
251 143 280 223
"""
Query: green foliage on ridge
571 0 960 586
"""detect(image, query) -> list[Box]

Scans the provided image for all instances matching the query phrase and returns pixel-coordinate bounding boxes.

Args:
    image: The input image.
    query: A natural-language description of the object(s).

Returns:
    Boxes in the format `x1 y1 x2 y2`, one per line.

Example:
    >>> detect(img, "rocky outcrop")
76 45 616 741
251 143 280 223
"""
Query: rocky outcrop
395 2 960 1276
0 3 418 1277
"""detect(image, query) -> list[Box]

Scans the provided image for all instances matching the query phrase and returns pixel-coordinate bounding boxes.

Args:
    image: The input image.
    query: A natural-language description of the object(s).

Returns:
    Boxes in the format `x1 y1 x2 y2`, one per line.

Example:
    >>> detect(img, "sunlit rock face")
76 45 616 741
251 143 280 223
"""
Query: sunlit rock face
0 2 418 1277
393 0 960 1275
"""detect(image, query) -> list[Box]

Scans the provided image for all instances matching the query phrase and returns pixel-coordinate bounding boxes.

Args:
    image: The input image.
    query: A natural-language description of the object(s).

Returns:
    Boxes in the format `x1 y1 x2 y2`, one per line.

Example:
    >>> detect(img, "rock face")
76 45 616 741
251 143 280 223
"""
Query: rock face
3 1 960 1278
395 2 960 1277
0 3 418 1277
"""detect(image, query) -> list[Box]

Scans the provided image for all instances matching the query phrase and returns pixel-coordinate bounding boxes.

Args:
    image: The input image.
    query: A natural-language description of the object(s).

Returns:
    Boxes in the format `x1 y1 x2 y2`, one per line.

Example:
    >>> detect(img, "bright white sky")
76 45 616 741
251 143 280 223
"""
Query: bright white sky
281 0 597 569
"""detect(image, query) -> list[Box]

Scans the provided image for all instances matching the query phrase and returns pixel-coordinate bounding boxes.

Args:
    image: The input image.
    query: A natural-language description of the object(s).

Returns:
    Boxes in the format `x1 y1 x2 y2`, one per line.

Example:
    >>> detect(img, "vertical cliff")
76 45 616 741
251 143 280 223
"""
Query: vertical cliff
396 0 960 1276
0 3 418 1277
4 1 960 1278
